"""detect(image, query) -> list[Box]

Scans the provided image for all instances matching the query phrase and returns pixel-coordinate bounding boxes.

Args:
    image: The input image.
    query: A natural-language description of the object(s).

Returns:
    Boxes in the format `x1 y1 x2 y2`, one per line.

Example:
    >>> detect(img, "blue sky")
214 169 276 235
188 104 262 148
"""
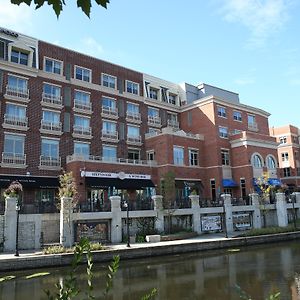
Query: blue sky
1 0 300 128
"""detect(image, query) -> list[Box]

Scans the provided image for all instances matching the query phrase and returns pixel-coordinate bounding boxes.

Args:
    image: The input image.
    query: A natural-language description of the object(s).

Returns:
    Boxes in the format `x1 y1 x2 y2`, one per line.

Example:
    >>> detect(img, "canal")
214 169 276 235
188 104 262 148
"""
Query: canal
0 241 300 299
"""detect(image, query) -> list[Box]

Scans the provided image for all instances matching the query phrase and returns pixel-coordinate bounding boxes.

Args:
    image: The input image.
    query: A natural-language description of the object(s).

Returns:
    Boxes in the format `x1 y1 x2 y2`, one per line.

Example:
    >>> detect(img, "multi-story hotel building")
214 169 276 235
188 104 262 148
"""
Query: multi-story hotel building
0 27 280 212
270 125 300 190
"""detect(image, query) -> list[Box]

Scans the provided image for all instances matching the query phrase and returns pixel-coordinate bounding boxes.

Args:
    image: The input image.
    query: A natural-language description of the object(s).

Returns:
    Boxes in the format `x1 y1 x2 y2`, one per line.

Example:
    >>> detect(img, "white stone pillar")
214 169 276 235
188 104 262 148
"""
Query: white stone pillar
152 195 164 233
294 192 300 204
276 193 288 227
60 197 74 248
250 193 262 229
221 194 234 233
189 195 201 234
4 197 17 252
110 196 122 243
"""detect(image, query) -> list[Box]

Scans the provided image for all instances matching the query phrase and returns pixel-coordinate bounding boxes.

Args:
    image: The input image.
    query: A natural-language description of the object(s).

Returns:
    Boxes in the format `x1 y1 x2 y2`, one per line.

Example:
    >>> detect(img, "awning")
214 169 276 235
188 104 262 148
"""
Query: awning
222 179 238 188
268 178 282 186
85 177 155 189
0 175 59 188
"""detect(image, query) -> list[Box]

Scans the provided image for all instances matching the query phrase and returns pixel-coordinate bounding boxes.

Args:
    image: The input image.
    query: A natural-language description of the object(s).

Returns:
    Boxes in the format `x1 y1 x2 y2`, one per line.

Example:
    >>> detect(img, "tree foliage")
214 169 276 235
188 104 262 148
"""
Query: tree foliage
10 0 110 18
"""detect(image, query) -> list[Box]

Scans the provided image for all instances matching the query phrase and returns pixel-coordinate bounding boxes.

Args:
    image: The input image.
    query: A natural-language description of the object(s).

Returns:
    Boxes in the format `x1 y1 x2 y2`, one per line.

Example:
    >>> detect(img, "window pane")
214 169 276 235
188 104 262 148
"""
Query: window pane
103 146 117 160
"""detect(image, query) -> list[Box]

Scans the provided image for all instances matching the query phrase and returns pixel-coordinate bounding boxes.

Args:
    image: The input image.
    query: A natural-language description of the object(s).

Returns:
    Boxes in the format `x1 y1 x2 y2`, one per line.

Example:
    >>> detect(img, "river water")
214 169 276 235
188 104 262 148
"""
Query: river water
1 241 300 300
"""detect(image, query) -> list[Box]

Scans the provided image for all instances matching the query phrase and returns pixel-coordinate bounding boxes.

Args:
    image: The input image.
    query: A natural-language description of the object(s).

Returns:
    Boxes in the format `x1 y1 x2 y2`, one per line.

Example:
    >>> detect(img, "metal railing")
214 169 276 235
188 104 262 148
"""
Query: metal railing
126 112 141 123
21 202 59 214
40 120 62 132
74 99 92 112
127 135 142 144
3 114 28 128
101 130 118 141
167 119 179 130
75 201 111 213
39 156 61 168
147 116 161 127
6 85 29 100
248 122 258 132
1 153 26 165
101 106 118 118
41 93 62 106
121 198 154 211
73 125 92 137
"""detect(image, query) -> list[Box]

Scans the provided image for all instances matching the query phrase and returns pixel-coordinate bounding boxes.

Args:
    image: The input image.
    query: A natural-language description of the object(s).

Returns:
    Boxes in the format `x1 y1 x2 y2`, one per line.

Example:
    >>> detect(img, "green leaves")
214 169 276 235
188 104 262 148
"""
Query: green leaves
10 0 110 18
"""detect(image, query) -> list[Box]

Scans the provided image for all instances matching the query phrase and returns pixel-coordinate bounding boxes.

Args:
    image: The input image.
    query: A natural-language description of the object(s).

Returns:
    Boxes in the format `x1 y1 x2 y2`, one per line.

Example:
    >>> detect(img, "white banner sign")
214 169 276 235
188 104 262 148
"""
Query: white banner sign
81 171 151 180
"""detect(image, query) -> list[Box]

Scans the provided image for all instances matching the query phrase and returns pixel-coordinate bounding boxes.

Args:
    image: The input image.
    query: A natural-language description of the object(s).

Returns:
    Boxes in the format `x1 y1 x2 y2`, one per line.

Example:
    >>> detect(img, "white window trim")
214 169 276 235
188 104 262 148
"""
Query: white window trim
8 42 33 67
74 88 91 95
8 73 29 80
43 81 62 88
74 65 92 83
102 95 117 101
219 126 228 139
42 108 61 114
101 73 117 90
6 101 27 108
41 136 60 141
217 106 227 118
103 144 117 148
125 80 140 95
266 154 277 169
74 140 91 145
43 56 63 75
102 119 117 124
233 110 242 122
251 152 264 168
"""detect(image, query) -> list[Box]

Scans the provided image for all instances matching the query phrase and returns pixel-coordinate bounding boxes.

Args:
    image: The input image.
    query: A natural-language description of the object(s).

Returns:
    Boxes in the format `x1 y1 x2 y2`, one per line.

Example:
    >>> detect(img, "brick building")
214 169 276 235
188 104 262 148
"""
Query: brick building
270 125 300 189
0 27 280 212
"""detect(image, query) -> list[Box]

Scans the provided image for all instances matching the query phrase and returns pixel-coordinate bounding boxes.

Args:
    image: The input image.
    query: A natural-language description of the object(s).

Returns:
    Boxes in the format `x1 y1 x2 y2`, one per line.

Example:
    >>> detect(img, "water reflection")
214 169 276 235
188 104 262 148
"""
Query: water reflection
1 242 300 299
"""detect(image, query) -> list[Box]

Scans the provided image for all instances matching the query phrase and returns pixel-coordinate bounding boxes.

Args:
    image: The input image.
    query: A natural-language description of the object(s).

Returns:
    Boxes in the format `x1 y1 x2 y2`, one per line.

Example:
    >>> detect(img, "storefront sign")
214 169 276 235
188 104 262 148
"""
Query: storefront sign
201 215 222 232
76 221 109 242
0 28 18 38
233 213 251 230
81 171 151 180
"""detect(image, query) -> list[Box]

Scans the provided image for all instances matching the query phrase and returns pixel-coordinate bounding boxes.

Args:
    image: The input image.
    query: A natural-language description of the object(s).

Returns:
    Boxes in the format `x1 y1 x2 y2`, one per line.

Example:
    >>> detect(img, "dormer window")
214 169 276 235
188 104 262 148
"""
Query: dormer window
11 49 28 65
169 93 177 105
8 41 34 67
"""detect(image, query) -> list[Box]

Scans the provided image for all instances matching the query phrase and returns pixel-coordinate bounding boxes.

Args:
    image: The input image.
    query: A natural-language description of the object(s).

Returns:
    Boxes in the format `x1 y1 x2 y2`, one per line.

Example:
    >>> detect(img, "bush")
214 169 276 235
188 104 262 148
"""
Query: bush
89 242 103 251
242 225 300 237
43 245 68 254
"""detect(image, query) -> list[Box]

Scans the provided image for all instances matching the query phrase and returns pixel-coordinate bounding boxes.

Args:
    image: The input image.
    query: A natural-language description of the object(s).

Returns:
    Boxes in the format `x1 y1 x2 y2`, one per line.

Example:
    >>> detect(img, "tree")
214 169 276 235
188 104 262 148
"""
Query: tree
10 0 110 18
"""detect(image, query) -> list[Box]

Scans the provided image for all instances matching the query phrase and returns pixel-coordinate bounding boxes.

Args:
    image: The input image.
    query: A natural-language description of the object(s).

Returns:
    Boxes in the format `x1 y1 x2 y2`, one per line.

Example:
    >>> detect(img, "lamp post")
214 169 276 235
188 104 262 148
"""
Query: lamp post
291 193 297 230
222 197 228 238
15 199 21 257
124 201 130 247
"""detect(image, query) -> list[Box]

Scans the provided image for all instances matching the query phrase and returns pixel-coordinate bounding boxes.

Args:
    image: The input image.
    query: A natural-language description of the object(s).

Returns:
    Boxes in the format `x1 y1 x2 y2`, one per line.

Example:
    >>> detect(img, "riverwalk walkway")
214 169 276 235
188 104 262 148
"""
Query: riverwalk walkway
0 231 299 272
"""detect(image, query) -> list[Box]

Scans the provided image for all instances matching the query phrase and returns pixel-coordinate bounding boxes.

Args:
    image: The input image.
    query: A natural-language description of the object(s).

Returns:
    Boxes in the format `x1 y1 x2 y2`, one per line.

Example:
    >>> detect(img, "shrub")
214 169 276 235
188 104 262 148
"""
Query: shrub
43 245 68 254
242 225 300 237
3 181 23 198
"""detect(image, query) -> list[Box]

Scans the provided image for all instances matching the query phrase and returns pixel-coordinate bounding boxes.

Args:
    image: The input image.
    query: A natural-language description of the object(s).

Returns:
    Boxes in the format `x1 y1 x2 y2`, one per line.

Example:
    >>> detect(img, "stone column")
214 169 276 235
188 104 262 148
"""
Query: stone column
294 192 300 204
276 193 288 227
250 193 262 229
110 196 122 243
60 197 74 248
221 194 234 233
189 195 201 234
152 195 164 233
4 196 17 252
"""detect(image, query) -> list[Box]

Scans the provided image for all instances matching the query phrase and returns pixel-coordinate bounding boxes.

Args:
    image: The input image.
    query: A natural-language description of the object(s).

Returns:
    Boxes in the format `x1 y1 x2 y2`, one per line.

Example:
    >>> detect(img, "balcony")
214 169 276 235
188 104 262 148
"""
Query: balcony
101 130 119 142
3 114 28 131
5 85 29 102
72 125 92 139
74 99 92 114
167 119 180 130
40 120 62 135
127 135 142 146
248 122 258 132
1 153 26 168
147 116 161 127
41 93 63 109
39 155 61 170
101 106 118 119
126 112 142 124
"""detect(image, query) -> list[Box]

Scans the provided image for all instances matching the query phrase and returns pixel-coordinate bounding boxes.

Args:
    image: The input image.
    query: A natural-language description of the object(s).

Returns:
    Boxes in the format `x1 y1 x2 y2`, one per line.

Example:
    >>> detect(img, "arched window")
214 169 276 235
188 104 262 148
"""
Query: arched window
266 155 276 169
252 154 263 168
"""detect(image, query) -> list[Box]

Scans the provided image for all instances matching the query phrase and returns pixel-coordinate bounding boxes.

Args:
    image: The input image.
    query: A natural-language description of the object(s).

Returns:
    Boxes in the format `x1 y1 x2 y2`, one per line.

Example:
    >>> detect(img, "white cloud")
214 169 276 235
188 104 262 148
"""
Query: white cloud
234 77 255 85
218 0 293 48
76 37 104 58
0 0 32 32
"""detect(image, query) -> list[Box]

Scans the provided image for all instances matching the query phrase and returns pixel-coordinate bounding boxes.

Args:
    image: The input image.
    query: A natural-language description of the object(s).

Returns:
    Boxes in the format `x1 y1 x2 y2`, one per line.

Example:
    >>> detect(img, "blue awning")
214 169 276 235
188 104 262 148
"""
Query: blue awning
268 178 282 186
222 179 238 187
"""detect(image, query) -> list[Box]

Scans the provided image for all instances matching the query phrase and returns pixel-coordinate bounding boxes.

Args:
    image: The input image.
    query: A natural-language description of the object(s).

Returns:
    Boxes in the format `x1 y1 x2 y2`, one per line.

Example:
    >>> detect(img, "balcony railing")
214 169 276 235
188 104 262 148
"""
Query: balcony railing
101 106 118 119
101 130 118 141
74 99 92 113
127 135 142 145
67 154 157 166
39 156 61 168
126 112 141 123
40 120 62 134
1 153 26 166
5 85 29 101
73 125 92 138
248 122 258 132
167 119 179 130
41 93 62 107
3 114 28 129
147 116 161 127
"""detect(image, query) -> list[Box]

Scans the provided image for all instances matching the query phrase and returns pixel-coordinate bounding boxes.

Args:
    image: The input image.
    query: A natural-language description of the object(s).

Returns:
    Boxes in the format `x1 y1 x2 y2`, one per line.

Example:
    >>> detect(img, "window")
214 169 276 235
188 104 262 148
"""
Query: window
252 154 263 168
43 83 61 99
11 49 28 65
210 179 216 201
169 93 177 105
102 145 117 161
42 110 60 124
44 58 62 75
148 128 160 135
6 103 26 118
240 178 246 199
233 111 242 121
266 155 276 169
189 149 198 166
74 142 90 157
219 126 228 138
281 152 289 161
147 151 155 161
283 167 291 177
8 75 27 91
74 90 90 104
217 106 226 118
102 97 116 109
173 146 184 165
101 73 116 89
279 136 287 144
126 80 139 95
4 134 24 155
0 41 5 59
292 136 299 144
221 149 230 166
41 139 59 158
74 115 90 128
103 120 116 133
149 88 158 100
148 107 159 117
75 66 91 82
127 102 139 115
248 115 256 127
128 149 140 160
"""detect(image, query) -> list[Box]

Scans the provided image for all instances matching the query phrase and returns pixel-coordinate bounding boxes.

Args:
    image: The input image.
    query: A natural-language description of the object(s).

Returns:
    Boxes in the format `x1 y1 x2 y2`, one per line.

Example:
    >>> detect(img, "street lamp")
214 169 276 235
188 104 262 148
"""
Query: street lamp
123 201 130 247
291 193 297 230
15 199 21 257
